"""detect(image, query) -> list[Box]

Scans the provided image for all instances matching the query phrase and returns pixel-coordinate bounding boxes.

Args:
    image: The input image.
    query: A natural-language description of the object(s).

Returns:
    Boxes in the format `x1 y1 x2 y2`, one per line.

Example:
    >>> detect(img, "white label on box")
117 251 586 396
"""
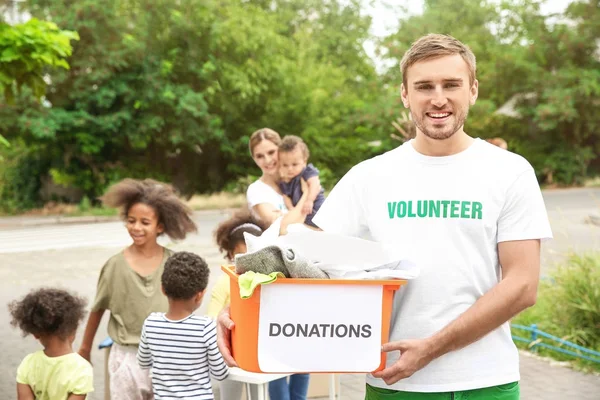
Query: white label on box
257 283 383 372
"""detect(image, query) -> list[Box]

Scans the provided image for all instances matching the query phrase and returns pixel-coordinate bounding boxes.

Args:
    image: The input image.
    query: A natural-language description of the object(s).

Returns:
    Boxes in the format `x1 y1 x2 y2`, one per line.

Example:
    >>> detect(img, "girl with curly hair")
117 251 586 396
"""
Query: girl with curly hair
207 207 264 318
77 178 197 400
9 287 92 400
206 208 265 400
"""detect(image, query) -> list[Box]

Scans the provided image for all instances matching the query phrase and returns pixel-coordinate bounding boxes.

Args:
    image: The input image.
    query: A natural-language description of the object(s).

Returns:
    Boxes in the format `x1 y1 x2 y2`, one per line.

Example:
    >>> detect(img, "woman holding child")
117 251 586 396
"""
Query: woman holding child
246 128 289 225
247 128 324 233
245 127 313 400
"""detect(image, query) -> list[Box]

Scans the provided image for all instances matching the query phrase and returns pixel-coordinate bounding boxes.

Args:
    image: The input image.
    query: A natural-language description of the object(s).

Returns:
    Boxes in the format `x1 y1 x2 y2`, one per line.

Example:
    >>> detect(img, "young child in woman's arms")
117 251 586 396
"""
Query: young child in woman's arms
278 135 325 228
10 288 93 400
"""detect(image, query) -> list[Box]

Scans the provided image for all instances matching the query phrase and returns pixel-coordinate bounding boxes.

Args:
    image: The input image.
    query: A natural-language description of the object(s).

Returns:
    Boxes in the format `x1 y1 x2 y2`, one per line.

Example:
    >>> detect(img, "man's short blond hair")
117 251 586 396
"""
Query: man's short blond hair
400 34 476 86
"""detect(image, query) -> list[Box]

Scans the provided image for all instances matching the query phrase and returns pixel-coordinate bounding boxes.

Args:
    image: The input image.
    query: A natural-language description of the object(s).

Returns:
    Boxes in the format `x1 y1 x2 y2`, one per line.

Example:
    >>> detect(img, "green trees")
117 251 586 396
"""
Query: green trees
0 0 598 212
378 0 600 184
1 0 378 207
0 18 78 146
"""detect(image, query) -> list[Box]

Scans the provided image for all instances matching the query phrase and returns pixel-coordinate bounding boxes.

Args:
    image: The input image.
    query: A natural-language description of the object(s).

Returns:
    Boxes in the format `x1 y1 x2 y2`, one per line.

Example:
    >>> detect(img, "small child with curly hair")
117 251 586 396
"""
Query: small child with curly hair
9 288 93 400
206 208 264 319
137 251 228 399
78 178 197 400
206 208 264 400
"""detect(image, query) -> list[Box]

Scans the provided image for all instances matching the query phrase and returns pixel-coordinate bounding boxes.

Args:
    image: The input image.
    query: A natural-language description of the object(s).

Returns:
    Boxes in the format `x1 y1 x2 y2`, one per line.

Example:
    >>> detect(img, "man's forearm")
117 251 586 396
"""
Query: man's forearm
427 276 536 359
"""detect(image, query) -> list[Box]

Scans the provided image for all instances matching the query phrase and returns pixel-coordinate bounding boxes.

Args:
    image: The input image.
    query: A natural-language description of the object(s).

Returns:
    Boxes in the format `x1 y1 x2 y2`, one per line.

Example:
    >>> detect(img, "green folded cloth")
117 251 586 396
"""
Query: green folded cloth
239 271 285 298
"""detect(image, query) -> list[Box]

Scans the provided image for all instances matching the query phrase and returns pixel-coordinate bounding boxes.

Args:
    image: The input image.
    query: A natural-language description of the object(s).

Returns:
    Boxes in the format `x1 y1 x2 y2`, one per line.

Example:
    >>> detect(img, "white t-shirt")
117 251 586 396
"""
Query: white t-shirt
246 179 288 214
313 138 552 393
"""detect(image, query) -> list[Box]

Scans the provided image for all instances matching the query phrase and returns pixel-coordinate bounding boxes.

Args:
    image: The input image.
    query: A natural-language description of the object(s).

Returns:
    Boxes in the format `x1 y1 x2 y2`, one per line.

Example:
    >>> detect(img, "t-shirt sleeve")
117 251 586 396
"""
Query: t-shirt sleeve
278 181 292 197
91 260 112 312
302 164 320 180
137 319 152 369
246 182 266 208
204 319 229 381
312 165 369 237
497 167 553 243
206 274 230 319
15 354 31 384
70 360 94 395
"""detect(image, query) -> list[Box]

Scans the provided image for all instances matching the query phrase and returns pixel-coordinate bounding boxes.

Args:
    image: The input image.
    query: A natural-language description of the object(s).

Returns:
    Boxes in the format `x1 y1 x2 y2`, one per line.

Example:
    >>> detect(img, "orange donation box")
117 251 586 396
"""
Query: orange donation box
222 265 406 374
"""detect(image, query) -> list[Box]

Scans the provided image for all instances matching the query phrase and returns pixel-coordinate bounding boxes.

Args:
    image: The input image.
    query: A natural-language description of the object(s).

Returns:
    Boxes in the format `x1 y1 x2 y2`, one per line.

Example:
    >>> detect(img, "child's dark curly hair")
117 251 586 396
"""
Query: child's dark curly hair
101 178 197 240
214 208 264 261
162 252 210 300
8 288 87 339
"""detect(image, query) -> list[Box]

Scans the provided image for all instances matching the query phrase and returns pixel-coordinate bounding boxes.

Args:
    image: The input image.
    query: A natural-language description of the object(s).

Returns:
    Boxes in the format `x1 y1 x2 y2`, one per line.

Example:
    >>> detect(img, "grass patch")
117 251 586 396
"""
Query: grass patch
584 176 600 188
1 192 247 217
185 192 246 211
14 201 119 218
513 253 600 373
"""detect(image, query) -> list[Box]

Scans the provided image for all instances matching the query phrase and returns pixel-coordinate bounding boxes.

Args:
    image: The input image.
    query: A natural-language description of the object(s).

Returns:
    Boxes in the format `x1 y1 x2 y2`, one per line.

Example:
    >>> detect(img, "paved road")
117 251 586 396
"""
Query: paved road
0 188 598 399
540 188 600 273
2 188 598 270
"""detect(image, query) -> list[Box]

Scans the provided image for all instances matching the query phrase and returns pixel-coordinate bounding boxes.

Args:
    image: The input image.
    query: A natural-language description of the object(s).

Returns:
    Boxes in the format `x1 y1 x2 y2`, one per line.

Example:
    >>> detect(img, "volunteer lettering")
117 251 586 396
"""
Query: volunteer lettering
387 200 483 220
269 323 372 338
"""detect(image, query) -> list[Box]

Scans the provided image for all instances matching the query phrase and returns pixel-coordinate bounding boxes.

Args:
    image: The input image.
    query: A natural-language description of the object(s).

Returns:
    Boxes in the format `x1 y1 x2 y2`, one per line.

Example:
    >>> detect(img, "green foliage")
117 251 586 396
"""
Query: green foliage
514 253 600 371
379 0 600 186
0 18 78 147
223 174 259 195
1 0 599 211
78 195 91 212
0 18 78 102
0 0 378 208
0 141 48 213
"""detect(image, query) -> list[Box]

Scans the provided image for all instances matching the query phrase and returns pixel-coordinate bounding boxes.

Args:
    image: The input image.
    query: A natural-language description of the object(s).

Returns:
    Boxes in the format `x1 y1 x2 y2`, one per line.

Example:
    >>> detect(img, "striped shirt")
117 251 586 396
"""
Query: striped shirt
137 312 229 399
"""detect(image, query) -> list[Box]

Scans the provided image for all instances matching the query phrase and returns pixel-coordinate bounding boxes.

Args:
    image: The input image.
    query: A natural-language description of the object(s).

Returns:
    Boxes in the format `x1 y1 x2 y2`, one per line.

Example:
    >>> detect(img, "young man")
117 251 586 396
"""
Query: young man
217 34 552 399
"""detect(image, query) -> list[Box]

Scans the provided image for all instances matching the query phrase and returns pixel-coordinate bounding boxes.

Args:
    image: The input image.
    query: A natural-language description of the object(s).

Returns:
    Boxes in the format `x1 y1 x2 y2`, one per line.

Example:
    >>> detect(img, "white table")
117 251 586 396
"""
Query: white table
226 368 338 400
226 368 290 400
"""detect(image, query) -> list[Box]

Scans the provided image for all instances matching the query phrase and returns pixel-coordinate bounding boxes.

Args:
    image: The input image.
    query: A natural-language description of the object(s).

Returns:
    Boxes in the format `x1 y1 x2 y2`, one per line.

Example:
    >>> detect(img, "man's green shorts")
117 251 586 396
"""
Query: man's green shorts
365 382 520 399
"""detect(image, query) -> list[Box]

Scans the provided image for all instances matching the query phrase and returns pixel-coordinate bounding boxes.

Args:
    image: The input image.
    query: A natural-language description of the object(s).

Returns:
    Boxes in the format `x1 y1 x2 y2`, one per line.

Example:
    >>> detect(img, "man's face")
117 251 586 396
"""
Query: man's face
279 148 307 183
401 54 478 140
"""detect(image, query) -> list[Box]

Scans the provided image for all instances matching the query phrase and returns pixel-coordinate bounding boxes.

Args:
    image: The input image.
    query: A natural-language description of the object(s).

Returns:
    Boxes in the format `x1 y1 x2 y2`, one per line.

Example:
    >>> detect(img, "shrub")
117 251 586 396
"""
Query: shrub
513 253 600 371
0 142 48 213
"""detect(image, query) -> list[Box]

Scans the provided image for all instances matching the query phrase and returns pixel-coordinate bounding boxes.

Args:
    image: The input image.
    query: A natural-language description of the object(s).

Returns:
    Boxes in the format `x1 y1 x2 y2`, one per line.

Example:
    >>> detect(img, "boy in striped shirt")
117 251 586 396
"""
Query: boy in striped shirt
137 251 229 399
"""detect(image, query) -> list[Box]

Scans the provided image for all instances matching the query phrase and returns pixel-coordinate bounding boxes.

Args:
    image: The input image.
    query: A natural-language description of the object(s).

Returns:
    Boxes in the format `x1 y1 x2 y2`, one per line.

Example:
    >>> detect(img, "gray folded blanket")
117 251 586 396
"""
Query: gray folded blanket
235 245 329 279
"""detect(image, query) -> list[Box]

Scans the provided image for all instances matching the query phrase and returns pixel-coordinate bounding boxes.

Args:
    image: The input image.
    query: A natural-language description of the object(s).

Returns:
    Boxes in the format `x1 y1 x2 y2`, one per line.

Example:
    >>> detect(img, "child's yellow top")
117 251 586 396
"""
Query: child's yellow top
206 273 230 318
16 351 94 399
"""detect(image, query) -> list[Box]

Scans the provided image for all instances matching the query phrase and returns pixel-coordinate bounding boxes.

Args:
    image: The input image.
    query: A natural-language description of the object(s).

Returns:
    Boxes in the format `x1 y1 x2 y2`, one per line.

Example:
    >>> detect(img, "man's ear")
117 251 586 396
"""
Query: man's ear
470 79 479 105
401 83 410 109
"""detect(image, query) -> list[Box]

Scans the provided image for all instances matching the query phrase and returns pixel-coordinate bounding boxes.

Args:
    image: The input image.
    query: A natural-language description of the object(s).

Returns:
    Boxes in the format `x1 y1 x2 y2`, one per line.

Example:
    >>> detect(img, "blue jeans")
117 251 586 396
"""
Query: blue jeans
268 374 310 400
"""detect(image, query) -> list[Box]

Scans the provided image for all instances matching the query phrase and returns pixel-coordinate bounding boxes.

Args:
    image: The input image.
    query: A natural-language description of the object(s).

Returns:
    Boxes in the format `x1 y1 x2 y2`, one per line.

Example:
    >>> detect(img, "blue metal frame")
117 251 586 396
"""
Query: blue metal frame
98 337 114 350
511 323 600 364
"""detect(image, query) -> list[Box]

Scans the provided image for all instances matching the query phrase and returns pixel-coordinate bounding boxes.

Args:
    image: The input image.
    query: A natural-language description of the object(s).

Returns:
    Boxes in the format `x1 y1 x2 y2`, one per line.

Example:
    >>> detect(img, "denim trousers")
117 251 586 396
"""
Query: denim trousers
268 373 310 400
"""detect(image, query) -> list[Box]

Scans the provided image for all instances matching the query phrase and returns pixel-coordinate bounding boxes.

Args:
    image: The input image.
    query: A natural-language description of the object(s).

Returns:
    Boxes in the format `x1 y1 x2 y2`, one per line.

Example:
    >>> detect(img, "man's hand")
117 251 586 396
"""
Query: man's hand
302 200 314 215
216 306 238 367
371 339 435 385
